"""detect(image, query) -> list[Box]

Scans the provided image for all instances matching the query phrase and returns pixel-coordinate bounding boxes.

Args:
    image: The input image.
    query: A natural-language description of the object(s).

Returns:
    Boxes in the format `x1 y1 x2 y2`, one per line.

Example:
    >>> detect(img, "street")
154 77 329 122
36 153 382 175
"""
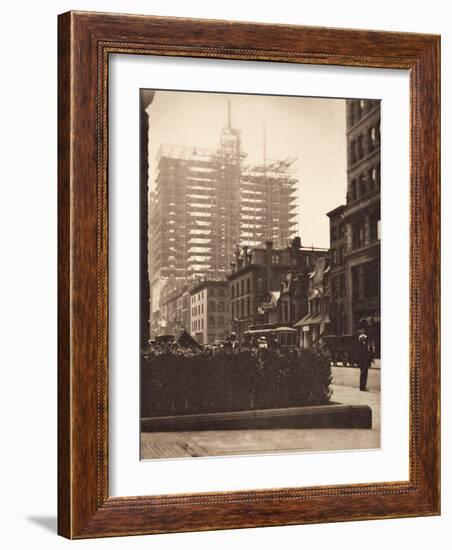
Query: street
141 365 381 459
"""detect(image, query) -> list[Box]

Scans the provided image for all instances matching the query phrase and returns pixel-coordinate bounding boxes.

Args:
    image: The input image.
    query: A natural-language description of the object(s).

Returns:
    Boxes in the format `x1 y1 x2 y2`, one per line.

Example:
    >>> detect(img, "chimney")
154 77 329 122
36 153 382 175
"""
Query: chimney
265 240 273 251
230 262 236 273
291 236 302 249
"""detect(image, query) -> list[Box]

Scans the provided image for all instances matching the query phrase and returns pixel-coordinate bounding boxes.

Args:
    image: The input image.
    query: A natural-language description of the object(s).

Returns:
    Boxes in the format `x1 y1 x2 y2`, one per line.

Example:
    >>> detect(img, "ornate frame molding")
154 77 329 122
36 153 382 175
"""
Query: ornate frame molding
58 11 440 538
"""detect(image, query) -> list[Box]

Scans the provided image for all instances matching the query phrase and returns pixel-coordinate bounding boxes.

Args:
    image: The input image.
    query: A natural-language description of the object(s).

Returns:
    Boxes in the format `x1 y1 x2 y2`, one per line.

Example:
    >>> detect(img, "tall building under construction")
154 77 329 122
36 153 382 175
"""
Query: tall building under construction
149 106 299 332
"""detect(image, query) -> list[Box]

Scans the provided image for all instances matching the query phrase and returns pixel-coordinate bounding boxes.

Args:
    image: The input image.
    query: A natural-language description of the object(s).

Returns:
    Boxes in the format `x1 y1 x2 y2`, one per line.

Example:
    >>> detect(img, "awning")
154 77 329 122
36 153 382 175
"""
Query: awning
294 314 312 327
294 313 330 327
244 326 297 334
244 328 273 334
273 326 297 333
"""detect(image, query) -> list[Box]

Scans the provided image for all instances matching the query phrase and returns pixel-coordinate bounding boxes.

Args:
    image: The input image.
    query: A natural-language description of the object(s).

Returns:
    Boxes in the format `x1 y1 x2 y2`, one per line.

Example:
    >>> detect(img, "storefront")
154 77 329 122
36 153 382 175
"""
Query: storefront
295 313 330 348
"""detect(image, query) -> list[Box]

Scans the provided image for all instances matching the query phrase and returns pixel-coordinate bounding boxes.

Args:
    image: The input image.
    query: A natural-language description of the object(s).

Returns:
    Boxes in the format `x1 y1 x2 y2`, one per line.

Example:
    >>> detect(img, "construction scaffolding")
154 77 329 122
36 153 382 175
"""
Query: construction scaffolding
149 114 299 302
240 157 298 249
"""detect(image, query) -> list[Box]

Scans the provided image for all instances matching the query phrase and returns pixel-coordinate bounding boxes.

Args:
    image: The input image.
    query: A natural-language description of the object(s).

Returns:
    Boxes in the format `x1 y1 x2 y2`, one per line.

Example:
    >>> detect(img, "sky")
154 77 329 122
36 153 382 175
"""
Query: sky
146 90 347 249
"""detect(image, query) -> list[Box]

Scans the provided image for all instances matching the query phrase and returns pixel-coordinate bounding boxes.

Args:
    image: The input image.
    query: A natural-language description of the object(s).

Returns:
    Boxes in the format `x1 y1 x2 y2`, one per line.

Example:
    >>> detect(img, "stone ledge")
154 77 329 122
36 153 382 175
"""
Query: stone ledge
141 403 372 432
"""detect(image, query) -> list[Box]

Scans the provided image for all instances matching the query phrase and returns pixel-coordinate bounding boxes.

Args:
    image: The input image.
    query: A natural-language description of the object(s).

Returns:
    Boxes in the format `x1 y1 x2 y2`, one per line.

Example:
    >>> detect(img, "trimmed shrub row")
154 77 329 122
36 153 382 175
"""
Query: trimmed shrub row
141 348 332 417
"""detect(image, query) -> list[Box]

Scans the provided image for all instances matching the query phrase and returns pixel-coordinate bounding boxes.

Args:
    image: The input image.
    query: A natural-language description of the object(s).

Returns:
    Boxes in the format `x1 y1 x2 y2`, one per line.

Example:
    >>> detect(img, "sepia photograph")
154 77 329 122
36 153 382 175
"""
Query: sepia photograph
139 89 381 460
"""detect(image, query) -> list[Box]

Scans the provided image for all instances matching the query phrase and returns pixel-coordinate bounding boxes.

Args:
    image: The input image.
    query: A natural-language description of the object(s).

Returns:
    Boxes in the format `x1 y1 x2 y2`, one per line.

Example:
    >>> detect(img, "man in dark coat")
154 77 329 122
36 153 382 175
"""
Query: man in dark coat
355 333 373 391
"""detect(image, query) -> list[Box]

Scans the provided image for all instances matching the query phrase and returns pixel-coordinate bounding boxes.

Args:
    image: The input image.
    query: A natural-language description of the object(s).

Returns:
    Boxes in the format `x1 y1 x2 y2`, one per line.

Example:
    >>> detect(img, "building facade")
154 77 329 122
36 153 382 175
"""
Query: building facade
327 205 347 336
157 280 191 337
190 280 229 345
296 256 330 348
327 99 381 355
227 238 327 342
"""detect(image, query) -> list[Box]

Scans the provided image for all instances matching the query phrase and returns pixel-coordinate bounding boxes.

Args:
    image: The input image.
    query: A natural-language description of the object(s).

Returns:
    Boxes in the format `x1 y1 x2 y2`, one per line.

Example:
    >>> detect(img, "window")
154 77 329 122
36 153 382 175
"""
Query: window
364 260 380 299
368 126 377 151
353 220 366 249
331 248 338 266
331 226 337 241
218 301 225 312
359 174 367 197
257 277 264 292
339 245 345 265
350 179 357 201
340 274 346 296
231 285 235 299
332 276 339 299
246 297 251 317
283 302 289 322
209 301 216 313
357 134 364 159
240 299 244 318
370 215 379 242
350 139 356 164
369 167 376 190
218 317 224 328
246 278 251 293
313 300 319 316
272 254 280 265
352 266 361 300
240 280 244 295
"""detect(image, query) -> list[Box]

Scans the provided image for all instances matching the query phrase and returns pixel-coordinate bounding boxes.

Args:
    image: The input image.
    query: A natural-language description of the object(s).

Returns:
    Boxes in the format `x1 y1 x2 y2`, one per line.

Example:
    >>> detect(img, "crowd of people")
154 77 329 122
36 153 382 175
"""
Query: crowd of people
143 329 375 391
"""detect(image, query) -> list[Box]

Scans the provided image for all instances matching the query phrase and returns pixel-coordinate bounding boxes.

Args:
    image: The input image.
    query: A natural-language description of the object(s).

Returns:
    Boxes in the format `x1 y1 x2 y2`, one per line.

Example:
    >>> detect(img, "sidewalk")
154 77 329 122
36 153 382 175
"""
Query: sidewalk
331 365 380 392
141 380 380 459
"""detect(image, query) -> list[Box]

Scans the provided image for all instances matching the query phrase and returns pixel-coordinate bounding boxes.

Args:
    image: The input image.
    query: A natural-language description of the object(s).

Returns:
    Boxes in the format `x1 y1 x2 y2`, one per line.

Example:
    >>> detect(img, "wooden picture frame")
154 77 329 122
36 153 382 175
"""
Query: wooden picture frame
58 11 440 538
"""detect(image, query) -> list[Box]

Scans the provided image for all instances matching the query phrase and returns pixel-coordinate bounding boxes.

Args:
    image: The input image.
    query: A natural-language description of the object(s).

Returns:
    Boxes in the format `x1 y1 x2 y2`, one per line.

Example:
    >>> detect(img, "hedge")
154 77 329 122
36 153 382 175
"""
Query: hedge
141 348 332 417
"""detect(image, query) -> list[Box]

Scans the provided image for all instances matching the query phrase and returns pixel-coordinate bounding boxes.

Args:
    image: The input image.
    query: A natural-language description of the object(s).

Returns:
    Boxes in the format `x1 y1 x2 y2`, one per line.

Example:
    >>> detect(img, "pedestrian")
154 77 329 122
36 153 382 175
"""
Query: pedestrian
355 333 373 391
